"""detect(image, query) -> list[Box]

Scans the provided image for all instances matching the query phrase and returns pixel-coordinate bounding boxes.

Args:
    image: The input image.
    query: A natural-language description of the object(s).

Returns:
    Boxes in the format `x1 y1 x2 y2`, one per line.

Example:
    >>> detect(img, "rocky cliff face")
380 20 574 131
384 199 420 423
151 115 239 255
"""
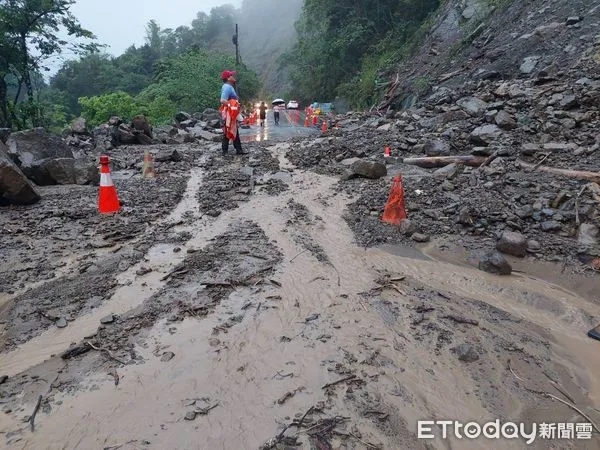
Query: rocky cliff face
383 0 600 106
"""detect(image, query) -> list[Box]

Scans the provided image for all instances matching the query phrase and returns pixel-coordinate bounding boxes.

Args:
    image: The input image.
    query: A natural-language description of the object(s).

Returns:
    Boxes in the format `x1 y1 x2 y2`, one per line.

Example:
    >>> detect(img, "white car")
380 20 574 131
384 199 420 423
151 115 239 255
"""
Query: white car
287 100 299 110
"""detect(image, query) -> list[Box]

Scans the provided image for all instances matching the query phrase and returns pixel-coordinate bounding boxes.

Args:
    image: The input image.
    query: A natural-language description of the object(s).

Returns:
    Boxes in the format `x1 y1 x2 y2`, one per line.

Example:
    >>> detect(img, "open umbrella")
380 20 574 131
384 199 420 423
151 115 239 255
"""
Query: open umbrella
272 98 285 106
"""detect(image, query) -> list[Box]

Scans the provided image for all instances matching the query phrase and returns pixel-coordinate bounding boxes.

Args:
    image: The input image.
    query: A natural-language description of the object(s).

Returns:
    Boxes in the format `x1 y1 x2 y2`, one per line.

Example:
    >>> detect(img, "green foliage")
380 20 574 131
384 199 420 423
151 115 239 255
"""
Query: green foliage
138 50 260 113
284 0 441 108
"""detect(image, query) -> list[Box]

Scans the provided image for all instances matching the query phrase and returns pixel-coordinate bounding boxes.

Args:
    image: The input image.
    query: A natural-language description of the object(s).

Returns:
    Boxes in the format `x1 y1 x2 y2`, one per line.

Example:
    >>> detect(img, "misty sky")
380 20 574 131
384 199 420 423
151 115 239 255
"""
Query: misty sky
70 0 242 56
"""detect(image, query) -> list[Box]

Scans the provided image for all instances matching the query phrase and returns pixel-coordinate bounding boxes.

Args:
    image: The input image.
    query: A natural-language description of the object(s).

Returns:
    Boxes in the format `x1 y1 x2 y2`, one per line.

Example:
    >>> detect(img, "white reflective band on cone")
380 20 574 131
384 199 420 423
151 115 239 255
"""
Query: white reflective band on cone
100 173 114 187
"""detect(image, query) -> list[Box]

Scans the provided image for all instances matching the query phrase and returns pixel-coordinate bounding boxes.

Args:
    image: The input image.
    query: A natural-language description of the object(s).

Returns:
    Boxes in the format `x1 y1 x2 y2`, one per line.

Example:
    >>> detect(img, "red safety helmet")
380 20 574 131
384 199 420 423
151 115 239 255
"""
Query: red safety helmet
221 70 237 81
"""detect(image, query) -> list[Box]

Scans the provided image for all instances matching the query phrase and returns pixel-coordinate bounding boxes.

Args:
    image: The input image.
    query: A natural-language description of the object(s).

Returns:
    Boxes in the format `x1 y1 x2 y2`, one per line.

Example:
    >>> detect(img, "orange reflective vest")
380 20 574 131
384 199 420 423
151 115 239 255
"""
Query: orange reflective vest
220 99 240 141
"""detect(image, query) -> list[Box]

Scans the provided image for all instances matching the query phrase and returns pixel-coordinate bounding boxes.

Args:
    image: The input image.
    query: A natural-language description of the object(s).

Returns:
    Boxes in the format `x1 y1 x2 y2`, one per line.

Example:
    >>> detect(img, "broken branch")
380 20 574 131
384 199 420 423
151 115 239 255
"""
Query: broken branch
402 155 487 169
517 161 600 183
322 375 357 390
87 342 127 365
28 394 42 432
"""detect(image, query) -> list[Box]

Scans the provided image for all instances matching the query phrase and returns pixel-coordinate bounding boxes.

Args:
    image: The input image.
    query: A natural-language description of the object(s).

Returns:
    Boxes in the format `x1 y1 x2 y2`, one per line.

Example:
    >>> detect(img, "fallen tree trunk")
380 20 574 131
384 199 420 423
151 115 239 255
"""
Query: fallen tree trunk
517 161 600 183
402 155 487 168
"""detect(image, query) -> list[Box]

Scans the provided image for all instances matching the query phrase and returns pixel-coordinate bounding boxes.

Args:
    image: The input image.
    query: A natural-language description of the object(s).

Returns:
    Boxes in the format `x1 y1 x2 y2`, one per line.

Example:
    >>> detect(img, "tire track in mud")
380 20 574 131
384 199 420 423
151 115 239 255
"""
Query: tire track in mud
2 143 600 449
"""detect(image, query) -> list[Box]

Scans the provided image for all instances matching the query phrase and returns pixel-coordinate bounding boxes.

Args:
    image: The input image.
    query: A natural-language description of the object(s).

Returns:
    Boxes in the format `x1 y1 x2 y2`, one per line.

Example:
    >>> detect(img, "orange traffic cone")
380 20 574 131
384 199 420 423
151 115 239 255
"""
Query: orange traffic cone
384 146 391 158
142 149 156 179
98 155 120 214
304 116 309 127
321 120 327 133
381 176 407 225
312 115 318 126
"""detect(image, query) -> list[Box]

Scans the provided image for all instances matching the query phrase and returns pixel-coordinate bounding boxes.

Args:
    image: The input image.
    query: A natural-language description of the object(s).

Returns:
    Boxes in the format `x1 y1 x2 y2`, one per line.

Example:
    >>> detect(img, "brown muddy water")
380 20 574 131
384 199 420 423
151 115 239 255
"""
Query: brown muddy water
1 143 599 450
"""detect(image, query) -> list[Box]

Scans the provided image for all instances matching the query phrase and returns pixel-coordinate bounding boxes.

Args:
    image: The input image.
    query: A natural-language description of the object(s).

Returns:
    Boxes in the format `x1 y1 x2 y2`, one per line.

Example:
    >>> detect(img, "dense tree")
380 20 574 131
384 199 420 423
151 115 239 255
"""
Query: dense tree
0 0 97 126
283 0 440 107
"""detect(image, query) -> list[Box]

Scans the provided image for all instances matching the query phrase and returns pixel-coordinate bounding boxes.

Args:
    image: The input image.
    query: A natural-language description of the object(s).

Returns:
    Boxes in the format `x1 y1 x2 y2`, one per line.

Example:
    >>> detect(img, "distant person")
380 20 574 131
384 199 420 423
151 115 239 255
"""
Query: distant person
220 70 246 155
273 104 281 125
259 101 267 127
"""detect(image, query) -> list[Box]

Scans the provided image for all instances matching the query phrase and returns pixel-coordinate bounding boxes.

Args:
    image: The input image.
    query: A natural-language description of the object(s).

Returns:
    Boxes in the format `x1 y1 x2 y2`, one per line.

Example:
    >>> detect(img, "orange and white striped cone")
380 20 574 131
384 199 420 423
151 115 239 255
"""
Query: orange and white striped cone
312 115 318 126
142 149 156 179
98 155 120 214
384 146 391 158
321 120 327 133
304 116 309 127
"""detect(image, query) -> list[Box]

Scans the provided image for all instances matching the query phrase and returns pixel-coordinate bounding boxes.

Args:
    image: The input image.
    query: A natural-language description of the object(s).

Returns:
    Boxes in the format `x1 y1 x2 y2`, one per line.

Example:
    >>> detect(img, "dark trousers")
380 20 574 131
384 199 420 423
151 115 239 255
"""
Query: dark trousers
274 112 280 124
222 131 242 154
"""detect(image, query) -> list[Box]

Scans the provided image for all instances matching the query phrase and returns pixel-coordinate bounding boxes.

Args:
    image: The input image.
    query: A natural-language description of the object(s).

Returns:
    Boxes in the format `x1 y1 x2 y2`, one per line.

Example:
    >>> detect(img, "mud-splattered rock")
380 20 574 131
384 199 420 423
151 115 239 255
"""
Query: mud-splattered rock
56 317 68 328
424 139 451 157
495 110 517 130
184 411 196 421
478 251 512 275
350 160 387 179
0 141 40 205
454 344 479 362
470 125 502 145
527 240 542 253
411 233 430 243
496 231 527 257
100 314 115 325
161 351 175 362
578 223 599 247
457 97 488 117
541 221 562 232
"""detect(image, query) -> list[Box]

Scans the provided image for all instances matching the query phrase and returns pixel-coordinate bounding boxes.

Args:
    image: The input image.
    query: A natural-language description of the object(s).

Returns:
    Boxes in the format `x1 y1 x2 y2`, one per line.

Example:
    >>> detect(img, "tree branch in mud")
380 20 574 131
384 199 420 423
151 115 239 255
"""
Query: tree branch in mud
28 394 42 432
517 161 600 183
402 155 487 168
86 342 127 365
443 315 479 326
322 375 358 389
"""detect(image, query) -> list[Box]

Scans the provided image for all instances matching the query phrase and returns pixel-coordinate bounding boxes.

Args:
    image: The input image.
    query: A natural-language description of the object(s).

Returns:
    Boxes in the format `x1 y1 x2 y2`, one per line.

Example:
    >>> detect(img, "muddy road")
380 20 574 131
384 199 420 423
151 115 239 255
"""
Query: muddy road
0 136 599 449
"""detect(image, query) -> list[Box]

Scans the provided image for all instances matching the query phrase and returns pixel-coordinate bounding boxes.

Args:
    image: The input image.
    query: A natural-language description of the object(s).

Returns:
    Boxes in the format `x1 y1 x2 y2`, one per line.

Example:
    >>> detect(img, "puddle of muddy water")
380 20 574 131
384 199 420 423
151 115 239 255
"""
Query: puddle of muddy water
4 144 600 450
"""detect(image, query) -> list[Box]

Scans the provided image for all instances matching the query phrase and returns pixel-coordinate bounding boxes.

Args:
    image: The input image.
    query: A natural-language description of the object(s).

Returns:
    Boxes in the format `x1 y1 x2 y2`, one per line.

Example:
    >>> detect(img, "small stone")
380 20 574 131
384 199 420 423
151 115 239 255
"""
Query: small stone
411 233 430 243
454 344 479 362
136 267 152 276
541 221 562 232
184 411 196 421
520 56 540 74
496 231 528 257
433 163 458 179
521 143 540 155
56 317 68 328
424 139 451 156
566 16 582 26
173 247 182 253
478 251 512 275
527 240 542 253
495 110 517 130
578 223 599 247
458 207 474 226
100 314 115 325
161 351 175 362
399 219 417 236
515 205 533 219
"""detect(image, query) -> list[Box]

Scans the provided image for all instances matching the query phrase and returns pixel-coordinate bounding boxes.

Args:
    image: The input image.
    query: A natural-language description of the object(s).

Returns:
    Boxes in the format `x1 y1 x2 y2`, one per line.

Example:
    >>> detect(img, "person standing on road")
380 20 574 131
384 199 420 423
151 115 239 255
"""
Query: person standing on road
220 70 246 155
273 104 281 125
259 101 267 127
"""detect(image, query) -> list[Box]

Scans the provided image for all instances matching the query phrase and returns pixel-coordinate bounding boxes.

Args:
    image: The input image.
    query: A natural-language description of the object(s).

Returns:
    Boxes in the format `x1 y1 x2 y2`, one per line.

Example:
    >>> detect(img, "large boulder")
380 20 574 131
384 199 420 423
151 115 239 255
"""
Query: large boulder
92 124 118 151
74 158 100 185
175 111 192 122
478 251 512 275
202 108 220 122
117 124 137 145
71 117 88 134
43 158 76 185
189 126 221 142
131 115 152 138
0 141 40 205
424 139 451 157
6 128 73 166
350 160 387 179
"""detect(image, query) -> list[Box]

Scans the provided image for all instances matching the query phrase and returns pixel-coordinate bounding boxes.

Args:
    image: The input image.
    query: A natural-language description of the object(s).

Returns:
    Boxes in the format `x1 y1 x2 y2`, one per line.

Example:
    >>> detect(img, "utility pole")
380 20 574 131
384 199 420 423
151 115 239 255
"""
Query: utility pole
233 24 240 68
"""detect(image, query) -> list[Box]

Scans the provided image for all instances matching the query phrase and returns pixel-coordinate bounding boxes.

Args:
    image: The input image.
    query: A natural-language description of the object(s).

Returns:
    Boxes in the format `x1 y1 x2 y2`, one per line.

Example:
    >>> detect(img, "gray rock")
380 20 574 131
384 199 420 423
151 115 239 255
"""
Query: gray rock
184 411 196 421
478 251 512 275
74 158 100 185
521 143 540 155
340 157 361 167
520 56 540 74
175 111 192 122
189 126 221 142
527 240 542 253
541 221 562 232
559 95 578 109
399 219 417 236
0 141 40 205
457 97 488 117
161 351 175 362
458 206 474 226
424 139 451 157
470 124 502 145
426 87 454 105
131 115 152 137
44 158 76 184
454 344 479 362
100 314 114 325
7 128 73 166
433 163 458 179
515 205 533 219
495 110 517 130
411 233 430 243
155 149 183 163
350 160 387 179
56 317 68 328
566 16 582 25
578 223 599 247
0 128 10 143
117 125 137 144
108 116 122 126
496 231 527 257
0 375 7 385
71 117 88 134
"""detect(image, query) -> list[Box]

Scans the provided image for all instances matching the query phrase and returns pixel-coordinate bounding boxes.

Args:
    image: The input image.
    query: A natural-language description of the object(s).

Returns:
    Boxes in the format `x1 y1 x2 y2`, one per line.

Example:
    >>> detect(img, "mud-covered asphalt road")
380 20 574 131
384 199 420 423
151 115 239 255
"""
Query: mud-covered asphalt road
0 131 599 449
